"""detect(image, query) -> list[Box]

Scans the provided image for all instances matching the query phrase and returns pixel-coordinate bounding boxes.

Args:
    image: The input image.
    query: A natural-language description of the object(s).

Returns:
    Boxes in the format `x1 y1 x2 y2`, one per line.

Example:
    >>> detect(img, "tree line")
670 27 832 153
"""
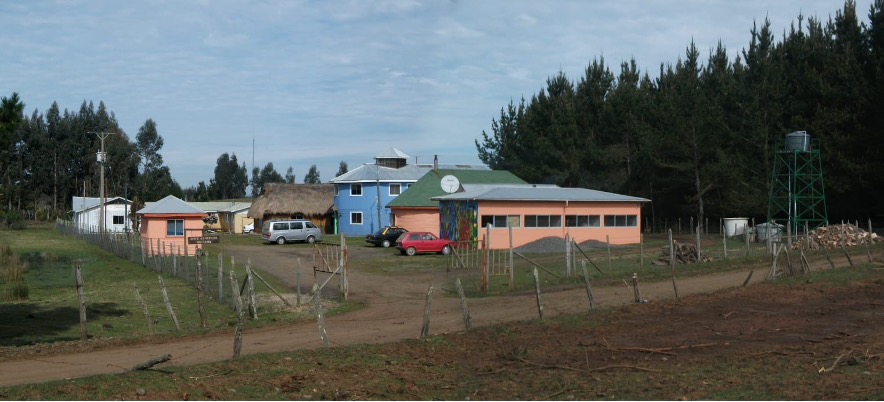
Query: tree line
0 98 179 223
183 157 348 202
0 94 351 222
476 1 884 227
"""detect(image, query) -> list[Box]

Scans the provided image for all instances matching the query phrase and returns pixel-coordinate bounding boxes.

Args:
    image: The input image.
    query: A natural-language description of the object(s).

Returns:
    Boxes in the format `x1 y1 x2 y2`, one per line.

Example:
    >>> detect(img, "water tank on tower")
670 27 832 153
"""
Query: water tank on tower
784 131 811 152
767 130 828 240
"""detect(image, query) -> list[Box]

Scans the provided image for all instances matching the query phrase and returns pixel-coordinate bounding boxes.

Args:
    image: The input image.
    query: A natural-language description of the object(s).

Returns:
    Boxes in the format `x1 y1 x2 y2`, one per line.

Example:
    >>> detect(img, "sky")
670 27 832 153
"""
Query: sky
0 0 873 189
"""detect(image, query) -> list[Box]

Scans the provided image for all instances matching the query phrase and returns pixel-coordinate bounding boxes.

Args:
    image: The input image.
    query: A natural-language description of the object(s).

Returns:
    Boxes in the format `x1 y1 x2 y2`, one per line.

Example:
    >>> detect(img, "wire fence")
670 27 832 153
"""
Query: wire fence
55 219 244 307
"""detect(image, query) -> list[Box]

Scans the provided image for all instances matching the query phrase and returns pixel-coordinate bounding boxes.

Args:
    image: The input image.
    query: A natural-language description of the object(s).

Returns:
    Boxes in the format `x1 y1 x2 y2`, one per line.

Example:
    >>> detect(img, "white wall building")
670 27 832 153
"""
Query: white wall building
71 196 133 233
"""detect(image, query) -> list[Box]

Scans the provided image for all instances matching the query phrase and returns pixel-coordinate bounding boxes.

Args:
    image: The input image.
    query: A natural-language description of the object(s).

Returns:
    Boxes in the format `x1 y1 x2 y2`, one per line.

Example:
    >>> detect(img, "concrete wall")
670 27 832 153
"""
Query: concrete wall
391 209 440 236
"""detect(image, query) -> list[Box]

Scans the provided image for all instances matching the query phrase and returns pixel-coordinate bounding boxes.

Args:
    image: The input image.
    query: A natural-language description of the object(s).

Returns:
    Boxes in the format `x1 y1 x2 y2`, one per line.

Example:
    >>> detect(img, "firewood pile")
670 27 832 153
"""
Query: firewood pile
656 241 713 264
792 223 881 250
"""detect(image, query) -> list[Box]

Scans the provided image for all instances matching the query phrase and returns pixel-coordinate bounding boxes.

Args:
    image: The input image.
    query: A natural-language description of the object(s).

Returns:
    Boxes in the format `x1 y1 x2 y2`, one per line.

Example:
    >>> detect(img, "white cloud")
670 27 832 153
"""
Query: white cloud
0 0 869 188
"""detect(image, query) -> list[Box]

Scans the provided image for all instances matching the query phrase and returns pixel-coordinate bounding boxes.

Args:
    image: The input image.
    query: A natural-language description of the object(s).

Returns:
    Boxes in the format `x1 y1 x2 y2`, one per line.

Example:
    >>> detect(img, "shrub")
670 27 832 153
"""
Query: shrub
0 244 29 300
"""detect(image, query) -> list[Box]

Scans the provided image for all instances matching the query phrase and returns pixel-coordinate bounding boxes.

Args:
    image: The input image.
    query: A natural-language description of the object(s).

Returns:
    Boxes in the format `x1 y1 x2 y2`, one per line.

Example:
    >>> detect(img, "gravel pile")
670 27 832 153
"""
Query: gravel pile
514 236 608 254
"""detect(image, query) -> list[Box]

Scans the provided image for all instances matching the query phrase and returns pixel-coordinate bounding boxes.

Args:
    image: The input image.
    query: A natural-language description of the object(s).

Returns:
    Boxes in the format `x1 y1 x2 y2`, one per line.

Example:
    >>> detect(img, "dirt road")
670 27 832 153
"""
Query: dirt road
0 244 772 387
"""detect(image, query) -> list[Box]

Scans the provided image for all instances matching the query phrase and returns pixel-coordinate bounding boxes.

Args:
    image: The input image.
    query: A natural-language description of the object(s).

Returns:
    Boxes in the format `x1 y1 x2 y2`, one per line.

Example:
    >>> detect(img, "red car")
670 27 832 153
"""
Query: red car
395 232 452 256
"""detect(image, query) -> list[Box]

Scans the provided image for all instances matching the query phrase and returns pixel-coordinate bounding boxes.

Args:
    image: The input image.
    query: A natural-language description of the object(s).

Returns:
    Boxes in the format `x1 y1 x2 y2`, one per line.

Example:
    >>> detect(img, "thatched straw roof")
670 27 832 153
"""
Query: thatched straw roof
247 183 335 219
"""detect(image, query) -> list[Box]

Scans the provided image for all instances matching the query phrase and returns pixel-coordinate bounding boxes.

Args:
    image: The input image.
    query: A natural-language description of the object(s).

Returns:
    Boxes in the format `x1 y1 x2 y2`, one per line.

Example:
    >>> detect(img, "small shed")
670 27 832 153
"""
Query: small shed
137 195 207 256
187 201 253 234
71 196 133 233
755 222 785 242
247 183 336 234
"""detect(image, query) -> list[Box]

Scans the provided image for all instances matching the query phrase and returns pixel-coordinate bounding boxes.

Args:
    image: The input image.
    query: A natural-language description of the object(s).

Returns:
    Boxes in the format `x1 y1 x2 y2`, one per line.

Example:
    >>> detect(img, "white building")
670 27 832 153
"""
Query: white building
71 196 133 233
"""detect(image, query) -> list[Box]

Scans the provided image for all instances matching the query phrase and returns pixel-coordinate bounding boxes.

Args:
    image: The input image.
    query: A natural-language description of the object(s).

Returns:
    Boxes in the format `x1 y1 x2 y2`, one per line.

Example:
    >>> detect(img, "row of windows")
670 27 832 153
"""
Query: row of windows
480 214 638 228
336 183 411 197
341 212 638 227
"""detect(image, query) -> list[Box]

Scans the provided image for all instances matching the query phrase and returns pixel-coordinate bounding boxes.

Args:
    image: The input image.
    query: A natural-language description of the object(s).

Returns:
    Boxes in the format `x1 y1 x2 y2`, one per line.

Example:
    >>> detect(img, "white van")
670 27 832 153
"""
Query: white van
261 219 322 245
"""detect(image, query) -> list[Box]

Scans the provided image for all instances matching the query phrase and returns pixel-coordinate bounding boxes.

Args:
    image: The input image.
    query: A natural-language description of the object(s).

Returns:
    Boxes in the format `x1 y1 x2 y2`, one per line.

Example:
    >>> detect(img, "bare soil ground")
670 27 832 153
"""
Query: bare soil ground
2 243 884 400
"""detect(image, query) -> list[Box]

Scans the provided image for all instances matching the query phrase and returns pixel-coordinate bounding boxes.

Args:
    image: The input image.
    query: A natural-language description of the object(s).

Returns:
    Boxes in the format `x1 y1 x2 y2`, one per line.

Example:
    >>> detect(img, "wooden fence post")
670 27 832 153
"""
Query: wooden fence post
533 267 544 320
75 264 88 340
769 244 784 279
484 225 491 293
341 234 349 300
722 223 728 260
606 235 612 273
296 258 302 308
230 270 244 358
668 229 680 301
196 253 207 329
217 253 224 302
313 284 329 348
455 278 472 331
133 282 153 334
158 275 181 331
420 285 434 337
581 260 595 311
508 225 514 289
184 243 189 279
632 273 643 303
245 261 258 319
565 233 571 277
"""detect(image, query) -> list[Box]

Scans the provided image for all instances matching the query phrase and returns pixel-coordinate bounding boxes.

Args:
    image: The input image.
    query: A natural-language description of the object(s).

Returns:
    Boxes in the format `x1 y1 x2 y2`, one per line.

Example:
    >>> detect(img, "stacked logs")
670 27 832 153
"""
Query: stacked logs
656 241 713 264
792 223 880 250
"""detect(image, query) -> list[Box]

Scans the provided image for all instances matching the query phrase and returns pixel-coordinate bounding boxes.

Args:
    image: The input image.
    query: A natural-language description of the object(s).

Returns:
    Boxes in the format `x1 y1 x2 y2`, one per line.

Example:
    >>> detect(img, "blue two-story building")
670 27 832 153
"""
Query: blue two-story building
329 147 487 236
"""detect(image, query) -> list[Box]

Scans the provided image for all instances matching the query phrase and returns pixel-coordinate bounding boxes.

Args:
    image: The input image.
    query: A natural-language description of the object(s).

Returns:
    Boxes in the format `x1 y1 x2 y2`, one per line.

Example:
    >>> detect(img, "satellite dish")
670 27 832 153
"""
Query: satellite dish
440 175 460 193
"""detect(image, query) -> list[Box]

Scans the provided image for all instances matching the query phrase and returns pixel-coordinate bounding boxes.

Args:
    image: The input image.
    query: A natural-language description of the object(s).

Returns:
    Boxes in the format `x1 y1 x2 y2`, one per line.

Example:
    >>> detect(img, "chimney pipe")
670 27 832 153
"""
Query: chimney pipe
434 155 438 172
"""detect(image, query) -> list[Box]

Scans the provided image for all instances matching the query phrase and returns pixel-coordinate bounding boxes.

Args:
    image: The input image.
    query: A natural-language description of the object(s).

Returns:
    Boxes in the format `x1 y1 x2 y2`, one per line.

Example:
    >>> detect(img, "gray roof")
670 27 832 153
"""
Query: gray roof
72 196 131 212
375 147 410 159
330 163 490 183
432 185 650 203
137 195 206 215
187 201 252 213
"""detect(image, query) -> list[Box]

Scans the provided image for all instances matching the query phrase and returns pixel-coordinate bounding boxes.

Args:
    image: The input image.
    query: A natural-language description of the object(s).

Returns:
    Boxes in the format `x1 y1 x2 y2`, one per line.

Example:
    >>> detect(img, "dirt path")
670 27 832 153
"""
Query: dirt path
0 244 779 387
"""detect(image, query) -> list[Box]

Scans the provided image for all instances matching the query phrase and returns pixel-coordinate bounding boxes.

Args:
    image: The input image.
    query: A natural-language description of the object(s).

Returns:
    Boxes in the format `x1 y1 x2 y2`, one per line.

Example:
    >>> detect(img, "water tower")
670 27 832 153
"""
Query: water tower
767 131 828 237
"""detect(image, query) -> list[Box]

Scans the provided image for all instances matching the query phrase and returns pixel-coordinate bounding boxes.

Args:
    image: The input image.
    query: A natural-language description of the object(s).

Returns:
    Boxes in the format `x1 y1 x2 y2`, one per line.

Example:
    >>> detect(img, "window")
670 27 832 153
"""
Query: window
166 219 184 236
524 215 562 228
291 221 303 230
389 183 401 196
305 222 318 229
351 212 363 225
112 215 125 225
565 215 601 227
480 215 521 228
272 222 289 230
604 215 638 227
350 183 363 196
334 185 339 196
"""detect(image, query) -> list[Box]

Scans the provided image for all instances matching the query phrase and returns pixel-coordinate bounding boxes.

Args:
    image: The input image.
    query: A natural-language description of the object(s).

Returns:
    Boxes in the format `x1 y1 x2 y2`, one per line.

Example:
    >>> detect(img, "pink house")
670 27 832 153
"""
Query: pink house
434 185 649 250
137 195 208 256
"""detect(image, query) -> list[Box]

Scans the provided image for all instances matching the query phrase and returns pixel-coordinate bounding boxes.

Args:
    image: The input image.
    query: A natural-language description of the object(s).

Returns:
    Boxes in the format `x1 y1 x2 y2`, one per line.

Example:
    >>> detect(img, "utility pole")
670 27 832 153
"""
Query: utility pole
91 131 115 237
375 162 381 232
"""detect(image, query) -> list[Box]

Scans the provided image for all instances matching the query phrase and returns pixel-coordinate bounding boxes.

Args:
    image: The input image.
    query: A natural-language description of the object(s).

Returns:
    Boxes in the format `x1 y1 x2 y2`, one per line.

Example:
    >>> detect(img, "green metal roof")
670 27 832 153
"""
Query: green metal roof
387 169 526 208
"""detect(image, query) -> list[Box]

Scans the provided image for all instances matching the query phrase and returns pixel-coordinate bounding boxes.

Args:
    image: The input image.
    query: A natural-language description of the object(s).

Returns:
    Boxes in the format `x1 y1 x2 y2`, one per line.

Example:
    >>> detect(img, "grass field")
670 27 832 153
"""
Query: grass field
3 262 883 400
4 223 884 400
0 223 350 348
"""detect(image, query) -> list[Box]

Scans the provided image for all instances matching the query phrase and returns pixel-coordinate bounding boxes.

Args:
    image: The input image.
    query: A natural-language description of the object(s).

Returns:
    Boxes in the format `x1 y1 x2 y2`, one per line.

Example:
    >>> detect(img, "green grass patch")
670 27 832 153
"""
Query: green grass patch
0 224 345 348
2 260 883 400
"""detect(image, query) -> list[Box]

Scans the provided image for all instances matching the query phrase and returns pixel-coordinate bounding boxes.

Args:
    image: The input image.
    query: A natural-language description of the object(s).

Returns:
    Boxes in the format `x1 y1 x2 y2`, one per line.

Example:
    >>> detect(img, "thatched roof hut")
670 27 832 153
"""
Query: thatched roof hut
247 183 336 233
